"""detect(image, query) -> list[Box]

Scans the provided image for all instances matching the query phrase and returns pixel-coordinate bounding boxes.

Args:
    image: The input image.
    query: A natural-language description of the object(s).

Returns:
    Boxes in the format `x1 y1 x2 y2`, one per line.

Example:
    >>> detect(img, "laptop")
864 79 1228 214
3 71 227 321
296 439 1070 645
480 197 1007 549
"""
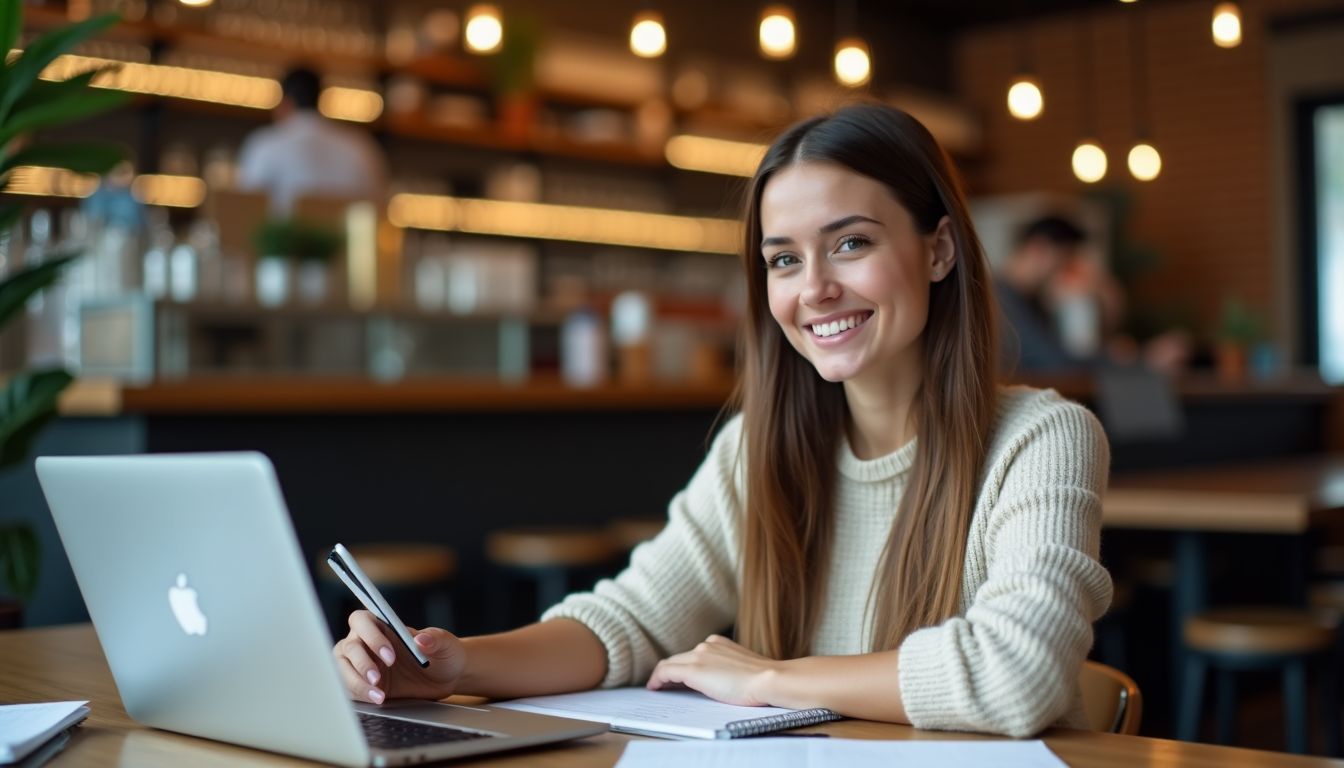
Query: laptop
36 452 606 767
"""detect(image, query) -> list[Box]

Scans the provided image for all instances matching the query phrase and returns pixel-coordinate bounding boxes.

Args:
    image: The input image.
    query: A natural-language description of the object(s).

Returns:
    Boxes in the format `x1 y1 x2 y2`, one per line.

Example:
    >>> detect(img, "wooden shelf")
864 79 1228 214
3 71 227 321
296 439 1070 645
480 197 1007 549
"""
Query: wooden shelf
58 375 735 416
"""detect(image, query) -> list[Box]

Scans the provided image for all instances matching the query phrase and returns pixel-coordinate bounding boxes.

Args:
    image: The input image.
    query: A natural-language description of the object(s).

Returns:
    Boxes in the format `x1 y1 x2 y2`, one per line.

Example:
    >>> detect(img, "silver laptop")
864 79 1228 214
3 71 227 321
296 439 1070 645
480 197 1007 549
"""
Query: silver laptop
36 452 605 767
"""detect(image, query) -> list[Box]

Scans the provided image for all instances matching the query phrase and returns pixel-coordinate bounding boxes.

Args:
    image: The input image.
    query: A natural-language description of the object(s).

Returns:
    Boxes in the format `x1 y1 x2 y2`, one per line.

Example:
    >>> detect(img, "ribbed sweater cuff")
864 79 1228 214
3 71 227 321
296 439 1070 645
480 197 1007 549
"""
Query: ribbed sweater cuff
897 626 963 730
542 599 634 688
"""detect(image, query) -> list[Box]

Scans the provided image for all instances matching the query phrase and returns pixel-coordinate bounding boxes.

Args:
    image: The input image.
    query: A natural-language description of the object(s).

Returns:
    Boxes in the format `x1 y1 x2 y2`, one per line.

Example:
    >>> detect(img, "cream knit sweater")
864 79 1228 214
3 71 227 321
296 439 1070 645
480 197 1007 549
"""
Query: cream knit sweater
543 386 1112 737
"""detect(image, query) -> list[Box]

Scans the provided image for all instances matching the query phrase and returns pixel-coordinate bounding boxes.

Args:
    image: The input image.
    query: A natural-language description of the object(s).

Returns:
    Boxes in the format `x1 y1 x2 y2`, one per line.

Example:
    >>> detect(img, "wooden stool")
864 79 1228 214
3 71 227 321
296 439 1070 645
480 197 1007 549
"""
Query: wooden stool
317 543 457 630
486 528 619 624
1178 607 1341 754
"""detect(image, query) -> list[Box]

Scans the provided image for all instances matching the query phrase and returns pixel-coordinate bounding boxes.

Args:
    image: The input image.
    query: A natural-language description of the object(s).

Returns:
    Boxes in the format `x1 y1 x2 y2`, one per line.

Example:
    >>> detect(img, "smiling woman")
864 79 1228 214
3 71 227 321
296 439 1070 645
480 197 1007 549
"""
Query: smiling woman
333 102 1112 740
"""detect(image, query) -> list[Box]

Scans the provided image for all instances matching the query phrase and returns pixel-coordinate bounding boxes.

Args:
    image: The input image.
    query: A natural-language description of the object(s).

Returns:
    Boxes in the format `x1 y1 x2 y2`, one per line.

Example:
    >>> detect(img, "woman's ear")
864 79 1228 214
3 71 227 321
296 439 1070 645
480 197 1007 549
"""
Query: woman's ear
929 215 956 283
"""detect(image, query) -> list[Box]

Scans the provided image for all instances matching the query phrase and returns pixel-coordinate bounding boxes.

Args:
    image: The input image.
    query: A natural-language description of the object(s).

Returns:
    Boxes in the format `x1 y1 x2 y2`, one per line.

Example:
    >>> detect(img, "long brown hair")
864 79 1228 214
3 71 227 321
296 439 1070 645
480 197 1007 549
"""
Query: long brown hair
733 103 999 659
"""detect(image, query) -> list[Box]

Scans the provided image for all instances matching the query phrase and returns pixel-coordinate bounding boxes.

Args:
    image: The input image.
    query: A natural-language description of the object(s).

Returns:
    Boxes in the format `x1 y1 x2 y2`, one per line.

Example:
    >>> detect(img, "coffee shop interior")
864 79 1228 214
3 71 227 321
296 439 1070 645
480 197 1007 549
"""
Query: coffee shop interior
2 0 1344 759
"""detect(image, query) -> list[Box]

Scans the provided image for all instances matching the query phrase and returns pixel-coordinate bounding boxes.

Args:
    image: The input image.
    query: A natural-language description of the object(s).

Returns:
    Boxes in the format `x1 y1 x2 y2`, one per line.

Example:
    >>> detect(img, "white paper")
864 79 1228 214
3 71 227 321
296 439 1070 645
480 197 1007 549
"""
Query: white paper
495 688 829 739
614 738 1070 768
0 701 89 763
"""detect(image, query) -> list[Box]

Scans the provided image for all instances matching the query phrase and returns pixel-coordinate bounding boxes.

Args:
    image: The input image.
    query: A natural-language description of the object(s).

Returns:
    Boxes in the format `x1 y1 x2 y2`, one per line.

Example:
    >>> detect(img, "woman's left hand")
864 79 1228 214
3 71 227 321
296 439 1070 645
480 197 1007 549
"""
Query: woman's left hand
645 634 781 707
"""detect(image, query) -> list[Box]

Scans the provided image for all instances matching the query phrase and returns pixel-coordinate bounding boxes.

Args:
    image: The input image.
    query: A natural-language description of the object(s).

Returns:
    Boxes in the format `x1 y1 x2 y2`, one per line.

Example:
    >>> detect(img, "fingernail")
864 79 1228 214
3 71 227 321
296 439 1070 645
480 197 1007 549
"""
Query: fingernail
369 688 385 704
379 647 395 665
415 633 431 647
366 669 379 685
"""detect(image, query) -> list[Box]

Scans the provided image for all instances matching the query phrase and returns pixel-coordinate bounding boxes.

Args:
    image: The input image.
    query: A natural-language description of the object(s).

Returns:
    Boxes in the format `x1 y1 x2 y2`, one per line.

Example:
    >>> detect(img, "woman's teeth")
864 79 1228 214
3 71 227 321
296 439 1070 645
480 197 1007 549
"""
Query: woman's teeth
811 314 868 338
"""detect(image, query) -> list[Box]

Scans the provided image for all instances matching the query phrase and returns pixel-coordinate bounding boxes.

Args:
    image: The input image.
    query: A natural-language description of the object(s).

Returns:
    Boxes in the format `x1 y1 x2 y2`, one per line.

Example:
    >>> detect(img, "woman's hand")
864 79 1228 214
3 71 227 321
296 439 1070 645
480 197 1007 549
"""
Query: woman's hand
645 634 781 707
333 610 467 705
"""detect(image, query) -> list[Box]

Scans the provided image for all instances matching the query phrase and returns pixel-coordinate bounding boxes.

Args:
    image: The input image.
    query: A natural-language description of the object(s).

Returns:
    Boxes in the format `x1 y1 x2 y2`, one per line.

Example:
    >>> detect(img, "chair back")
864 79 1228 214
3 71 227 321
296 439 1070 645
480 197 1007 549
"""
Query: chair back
1079 660 1143 735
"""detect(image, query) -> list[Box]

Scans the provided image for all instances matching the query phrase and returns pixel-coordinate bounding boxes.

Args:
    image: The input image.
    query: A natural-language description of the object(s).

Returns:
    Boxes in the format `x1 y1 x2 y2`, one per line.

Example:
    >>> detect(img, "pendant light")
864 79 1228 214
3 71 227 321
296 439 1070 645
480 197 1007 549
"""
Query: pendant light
833 0 870 88
1006 30 1043 121
1072 17 1106 183
630 11 667 58
759 6 797 60
1211 2 1242 48
1126 7 1161 181
464 4 504 54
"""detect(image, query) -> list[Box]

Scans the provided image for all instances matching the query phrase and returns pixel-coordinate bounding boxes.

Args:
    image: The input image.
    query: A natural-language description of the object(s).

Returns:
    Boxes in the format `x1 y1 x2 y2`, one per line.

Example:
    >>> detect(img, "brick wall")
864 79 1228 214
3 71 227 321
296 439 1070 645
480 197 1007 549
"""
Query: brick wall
954 0 1343 343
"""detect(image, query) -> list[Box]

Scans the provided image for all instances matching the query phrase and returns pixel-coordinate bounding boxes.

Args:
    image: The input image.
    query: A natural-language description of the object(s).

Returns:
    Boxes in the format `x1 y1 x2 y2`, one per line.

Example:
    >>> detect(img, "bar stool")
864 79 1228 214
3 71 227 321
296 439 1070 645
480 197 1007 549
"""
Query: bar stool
317 543 457 630
486 528 619 626
1178 607 1341 754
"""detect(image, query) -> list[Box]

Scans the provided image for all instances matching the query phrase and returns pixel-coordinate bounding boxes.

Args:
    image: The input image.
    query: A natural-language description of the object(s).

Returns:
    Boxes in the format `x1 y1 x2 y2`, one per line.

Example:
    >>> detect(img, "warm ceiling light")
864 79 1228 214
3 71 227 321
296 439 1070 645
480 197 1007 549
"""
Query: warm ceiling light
34 52 281 110
388 194 741 254
759 6 796 60
1118 0 1138 3
1072 141 1108 183
464 4 503 54
1007 77 1043 120
178 0 214 6
1127 142 1162 181
5 166 99 198
630 11 667 58
131 174 207 208
1212 2 1242 48
665 134 767 177
834 38 871 87
318 87 384 123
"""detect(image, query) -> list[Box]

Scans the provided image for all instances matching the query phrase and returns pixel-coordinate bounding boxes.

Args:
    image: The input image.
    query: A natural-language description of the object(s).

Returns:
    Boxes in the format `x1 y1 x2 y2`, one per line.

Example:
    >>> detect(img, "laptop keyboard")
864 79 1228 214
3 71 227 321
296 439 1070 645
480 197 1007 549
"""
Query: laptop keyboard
359 713 496 749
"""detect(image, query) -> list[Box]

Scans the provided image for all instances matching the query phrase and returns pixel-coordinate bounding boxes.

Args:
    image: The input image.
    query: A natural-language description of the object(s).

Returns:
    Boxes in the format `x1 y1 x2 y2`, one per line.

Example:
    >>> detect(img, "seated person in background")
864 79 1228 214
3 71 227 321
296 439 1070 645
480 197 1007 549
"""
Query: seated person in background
237 67 387 216
334 103 1112 738
997 215 1189 375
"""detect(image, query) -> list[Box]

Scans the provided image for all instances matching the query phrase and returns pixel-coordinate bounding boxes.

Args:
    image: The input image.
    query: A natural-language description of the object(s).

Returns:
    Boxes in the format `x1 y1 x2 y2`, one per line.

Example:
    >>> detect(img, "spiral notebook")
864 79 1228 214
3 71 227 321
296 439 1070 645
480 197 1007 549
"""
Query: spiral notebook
493 688 841 740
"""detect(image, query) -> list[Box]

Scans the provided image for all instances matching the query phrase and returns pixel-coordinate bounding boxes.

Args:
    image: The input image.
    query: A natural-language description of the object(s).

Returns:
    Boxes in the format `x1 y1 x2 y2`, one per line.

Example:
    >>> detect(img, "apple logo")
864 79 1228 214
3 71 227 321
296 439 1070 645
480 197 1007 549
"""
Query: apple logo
168 573 208 636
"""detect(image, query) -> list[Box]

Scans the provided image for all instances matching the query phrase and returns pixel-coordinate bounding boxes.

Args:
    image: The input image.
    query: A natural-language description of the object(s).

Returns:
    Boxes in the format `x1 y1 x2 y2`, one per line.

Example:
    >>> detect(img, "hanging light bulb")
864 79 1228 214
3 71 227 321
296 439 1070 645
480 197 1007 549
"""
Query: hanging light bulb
1211 2 1242 48
1127 142 1162 181
464 4 504 54
630 11 667 58
1072 141 1108 183
1007 77 1044 120
834 38 871 87
178 0 214 6
759 6 796 59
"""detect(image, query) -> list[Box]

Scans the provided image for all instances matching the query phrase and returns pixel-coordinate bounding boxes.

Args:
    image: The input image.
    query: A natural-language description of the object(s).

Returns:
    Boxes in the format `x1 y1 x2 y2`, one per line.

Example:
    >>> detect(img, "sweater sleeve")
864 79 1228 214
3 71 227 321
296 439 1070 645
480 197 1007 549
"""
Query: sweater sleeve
542 415 743 688
897 398 1113 737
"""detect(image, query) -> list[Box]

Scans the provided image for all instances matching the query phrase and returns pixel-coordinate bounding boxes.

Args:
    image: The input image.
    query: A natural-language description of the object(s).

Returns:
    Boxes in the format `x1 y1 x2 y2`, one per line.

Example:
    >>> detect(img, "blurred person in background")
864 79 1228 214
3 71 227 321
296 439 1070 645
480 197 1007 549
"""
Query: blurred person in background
237 67 386 216
997 215 1189 375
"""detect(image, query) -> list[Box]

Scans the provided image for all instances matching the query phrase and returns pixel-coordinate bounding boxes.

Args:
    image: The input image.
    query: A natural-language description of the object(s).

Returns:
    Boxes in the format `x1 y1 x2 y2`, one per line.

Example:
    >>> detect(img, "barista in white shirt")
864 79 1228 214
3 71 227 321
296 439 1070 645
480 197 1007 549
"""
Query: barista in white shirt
237 67 387 216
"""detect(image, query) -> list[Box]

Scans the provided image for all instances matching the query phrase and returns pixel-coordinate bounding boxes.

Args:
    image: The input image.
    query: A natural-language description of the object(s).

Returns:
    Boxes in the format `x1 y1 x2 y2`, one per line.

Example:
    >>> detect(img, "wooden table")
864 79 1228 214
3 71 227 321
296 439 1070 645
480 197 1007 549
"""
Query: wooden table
1104 454 1344 725
3 625 1340 767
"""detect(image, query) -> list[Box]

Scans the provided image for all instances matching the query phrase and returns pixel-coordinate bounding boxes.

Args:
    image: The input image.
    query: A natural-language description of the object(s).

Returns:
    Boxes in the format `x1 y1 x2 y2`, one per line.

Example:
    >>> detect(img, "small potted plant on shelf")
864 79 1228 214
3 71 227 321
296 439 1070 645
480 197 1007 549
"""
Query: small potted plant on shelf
487 13 541 141
251 218 344 306
0 6 130 627
1214 295 1264 383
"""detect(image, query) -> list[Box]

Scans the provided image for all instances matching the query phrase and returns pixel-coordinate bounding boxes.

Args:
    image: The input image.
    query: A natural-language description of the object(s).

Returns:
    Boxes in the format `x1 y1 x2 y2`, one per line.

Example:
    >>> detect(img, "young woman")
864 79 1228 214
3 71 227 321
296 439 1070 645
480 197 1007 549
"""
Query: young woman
334 103 1112 738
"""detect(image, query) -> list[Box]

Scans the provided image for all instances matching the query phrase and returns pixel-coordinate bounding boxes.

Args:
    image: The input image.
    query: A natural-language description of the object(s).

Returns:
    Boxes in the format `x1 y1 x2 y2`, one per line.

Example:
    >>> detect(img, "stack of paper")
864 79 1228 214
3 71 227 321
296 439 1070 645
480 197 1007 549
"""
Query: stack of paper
614 738 1070 768
0 701 89 764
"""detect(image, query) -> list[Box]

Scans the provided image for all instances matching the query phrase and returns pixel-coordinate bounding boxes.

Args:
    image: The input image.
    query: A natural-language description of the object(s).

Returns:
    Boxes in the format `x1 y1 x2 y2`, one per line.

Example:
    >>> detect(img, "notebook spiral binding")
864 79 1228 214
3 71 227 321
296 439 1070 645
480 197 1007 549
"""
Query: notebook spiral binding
723 708 842 737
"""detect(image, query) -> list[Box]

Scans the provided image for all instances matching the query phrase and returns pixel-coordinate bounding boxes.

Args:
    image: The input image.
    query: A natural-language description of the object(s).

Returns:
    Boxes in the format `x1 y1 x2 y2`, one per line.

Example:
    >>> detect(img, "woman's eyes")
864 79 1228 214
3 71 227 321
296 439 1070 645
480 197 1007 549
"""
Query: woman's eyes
765 236 869 269
836 234 870 253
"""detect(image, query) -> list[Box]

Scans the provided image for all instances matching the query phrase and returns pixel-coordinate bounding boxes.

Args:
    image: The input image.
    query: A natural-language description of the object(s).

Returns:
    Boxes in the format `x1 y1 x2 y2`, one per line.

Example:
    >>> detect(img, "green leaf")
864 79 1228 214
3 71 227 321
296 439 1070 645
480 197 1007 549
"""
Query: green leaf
0 253 76 329
10 68 101 113
0 13 120 124
0 367 72 472
0 1 21 60
0 86 127 147
0 142 124 177
0 524 40 601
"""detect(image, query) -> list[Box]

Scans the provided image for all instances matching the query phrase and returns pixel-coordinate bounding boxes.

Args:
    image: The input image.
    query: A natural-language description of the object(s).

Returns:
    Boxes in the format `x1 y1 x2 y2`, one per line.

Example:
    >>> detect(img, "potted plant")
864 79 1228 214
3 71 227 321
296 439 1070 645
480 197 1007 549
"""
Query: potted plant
1215 296 1263 383
0 6 130 626
487 13 541 141
252 217 343 306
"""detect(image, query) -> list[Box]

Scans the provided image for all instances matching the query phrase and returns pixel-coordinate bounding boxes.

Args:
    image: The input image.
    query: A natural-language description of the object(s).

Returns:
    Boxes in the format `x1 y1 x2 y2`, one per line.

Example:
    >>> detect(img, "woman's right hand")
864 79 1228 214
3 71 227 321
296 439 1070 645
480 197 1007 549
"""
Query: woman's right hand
333 610 467 704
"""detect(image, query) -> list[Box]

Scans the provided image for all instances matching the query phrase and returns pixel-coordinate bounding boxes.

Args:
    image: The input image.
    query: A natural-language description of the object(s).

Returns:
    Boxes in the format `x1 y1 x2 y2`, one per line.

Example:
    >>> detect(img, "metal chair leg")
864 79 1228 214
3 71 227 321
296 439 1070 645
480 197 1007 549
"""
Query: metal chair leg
1178 653 1207 742
1215 667 1238 745
1285 658 1309 754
